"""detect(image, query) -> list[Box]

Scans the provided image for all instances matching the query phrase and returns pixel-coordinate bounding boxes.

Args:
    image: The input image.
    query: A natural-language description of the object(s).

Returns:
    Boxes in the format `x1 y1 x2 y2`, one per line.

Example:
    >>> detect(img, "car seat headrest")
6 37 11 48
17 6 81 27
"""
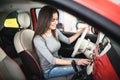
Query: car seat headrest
17 12 31 28
0 48 6 62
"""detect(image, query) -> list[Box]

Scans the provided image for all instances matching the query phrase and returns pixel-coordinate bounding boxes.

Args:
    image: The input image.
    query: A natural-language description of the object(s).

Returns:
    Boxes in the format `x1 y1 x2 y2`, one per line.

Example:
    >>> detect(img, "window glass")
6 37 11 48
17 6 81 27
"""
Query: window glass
4 18 19 28
110 0 120 5
4 11 19 28
35 8 92 33
35 8 77 32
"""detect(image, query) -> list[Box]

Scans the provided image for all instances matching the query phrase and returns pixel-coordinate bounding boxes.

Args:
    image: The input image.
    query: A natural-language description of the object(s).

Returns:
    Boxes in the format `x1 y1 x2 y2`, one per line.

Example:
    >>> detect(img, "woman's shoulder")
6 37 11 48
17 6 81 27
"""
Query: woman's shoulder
34 35 43 41
34 35 41 38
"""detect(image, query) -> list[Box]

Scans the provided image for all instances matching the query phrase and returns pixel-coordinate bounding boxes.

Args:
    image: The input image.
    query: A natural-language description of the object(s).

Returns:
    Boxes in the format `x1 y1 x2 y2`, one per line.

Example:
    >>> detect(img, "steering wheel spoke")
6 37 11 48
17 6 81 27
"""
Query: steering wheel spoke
71 28 88 57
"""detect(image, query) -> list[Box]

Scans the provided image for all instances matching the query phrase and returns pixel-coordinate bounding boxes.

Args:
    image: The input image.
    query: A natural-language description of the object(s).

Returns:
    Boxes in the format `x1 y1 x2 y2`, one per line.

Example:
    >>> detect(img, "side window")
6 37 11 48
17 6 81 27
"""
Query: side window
4 11 19 28
59 10 93 34
31 8 93 33
58 10 77 32
33 8 78 32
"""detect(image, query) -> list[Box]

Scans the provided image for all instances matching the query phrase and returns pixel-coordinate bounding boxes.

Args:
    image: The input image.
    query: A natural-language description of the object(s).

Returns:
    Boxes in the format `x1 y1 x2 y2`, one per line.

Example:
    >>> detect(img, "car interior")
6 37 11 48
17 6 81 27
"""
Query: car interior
0 8 96 80
0 0 120 80
0 10 97 80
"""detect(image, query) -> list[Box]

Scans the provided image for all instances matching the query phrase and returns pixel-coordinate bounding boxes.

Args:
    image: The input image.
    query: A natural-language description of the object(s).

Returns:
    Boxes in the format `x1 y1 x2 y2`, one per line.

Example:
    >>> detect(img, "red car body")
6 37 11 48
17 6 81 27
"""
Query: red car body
74 0 120 25
73 0 120 80
0 0 120 80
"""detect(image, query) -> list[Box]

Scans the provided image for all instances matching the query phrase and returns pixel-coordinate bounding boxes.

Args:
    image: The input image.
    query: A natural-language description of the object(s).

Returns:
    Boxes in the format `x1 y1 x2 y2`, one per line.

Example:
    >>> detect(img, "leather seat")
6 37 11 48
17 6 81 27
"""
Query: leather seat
0 47 26 80
14 12 43 80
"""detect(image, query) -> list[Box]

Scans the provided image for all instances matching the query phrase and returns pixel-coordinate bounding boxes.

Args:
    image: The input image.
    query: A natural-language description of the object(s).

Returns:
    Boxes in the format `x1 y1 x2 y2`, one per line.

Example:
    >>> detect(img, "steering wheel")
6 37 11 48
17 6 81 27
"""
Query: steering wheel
71 28 88 57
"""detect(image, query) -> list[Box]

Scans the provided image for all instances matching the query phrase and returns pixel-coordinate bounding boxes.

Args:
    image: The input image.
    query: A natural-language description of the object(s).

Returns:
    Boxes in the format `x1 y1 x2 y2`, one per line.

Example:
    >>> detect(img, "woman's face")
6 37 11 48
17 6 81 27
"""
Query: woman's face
49 12 58 30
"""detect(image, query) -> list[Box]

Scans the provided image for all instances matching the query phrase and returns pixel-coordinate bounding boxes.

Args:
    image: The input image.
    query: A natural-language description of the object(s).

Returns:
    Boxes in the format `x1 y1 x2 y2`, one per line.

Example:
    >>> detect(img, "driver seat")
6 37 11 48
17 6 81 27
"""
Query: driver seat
14 12 43 80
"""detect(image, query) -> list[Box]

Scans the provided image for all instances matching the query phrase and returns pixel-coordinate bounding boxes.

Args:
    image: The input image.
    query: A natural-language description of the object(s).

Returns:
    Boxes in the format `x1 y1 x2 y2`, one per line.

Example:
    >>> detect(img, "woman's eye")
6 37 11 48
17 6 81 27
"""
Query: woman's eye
51 19 58 22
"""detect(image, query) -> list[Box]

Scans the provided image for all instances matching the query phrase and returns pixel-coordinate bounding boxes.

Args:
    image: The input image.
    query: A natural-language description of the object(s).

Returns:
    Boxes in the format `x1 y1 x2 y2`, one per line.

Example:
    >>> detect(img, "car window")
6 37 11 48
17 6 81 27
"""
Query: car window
4 18 19 28
110 0 120 5
34 8 93 33
4 11 19 28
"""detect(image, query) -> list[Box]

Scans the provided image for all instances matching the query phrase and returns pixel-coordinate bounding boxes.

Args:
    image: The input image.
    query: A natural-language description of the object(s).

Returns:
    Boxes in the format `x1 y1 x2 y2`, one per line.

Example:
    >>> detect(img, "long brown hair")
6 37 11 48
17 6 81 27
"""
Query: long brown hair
33 5 59 39
32 6 60 78
32 6 59 64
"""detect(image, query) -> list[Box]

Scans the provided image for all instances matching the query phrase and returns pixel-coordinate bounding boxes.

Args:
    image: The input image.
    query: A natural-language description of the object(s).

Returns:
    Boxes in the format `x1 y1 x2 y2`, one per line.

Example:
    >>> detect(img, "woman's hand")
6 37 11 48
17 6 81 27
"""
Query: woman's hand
76 27 86 35
77 24 92 34
76 59 90 66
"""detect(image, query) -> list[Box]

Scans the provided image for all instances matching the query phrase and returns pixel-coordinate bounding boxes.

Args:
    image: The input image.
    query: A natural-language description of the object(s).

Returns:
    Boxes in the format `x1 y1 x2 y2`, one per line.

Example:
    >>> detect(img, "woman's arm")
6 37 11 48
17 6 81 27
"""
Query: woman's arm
55 58 90 66
70 23 92 43
69 29 84 43
57 28 85 44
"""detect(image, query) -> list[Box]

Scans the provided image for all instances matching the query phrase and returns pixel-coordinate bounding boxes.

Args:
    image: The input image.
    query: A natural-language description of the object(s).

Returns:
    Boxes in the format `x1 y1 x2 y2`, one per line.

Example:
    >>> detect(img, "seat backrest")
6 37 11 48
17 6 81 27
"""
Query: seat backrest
14 29 34 53
14 12 43 80
0 47 26 80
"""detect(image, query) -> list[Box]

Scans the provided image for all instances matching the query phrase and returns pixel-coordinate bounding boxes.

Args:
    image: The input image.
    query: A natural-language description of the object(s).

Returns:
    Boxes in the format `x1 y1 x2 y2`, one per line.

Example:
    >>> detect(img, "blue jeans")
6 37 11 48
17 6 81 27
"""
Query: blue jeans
44 58 82 79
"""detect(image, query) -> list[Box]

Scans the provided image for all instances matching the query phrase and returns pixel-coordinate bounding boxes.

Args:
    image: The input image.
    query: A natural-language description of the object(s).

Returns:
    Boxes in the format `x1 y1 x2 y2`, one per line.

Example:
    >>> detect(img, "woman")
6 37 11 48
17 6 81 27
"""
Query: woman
33 5 90 79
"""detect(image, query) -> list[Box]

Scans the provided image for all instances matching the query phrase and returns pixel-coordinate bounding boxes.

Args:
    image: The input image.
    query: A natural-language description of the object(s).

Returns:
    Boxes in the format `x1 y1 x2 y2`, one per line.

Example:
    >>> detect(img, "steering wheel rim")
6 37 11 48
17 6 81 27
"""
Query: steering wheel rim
71 28 88 57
